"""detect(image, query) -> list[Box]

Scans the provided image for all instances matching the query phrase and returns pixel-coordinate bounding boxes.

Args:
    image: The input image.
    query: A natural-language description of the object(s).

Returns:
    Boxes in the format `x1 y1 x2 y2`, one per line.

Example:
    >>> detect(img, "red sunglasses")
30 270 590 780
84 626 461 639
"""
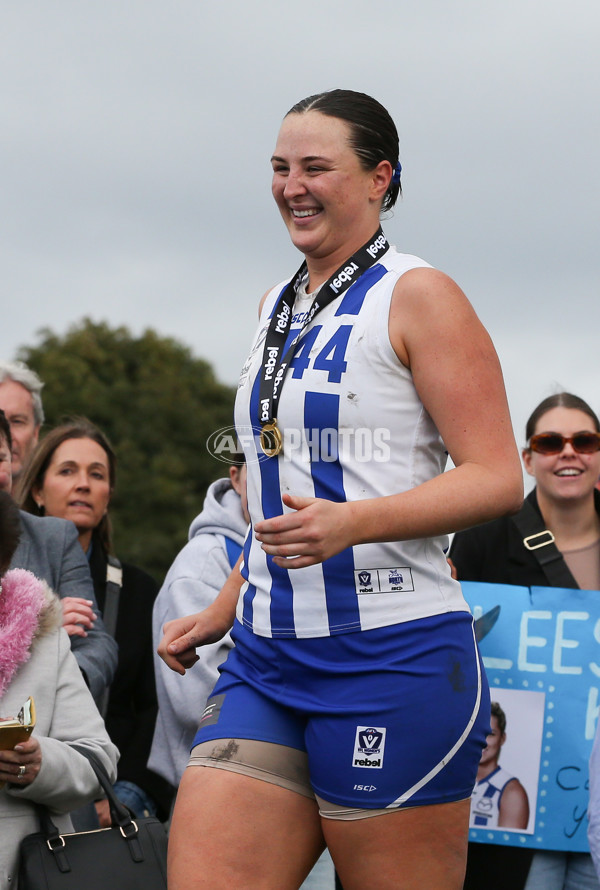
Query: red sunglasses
528 431 600 455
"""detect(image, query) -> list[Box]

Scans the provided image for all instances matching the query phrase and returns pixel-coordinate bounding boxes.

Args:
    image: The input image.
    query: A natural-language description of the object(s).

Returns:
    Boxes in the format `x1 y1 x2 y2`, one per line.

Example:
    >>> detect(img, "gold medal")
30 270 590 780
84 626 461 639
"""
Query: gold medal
260 421 283 457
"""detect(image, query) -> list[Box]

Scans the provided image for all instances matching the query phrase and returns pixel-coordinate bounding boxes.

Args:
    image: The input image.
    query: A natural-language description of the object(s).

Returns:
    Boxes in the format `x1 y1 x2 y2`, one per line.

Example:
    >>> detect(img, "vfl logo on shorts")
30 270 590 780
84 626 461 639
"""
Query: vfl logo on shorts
352 726 386 769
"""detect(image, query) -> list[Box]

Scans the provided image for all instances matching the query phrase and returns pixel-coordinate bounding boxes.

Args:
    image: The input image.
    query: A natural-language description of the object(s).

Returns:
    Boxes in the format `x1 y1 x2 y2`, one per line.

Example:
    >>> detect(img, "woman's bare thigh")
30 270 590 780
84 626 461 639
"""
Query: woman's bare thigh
323 798 471 890
168 765 326 890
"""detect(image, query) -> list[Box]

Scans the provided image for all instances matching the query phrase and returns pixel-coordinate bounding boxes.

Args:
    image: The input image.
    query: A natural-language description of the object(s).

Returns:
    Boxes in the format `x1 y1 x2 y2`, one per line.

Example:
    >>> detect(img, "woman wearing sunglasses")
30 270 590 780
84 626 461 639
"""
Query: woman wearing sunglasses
450 391 600 890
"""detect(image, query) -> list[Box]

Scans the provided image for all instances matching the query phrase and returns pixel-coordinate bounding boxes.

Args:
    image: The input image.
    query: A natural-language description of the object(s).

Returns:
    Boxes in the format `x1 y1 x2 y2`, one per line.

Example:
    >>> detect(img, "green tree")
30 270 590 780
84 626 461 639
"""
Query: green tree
18 319 236 582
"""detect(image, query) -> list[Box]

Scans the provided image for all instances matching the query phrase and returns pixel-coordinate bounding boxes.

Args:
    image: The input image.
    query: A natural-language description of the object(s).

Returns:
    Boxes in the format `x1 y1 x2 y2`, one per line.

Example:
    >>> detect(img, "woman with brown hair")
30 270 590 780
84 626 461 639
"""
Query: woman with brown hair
159 89 523 889
0 486 118 887
18 418 173 824
451 392 600 890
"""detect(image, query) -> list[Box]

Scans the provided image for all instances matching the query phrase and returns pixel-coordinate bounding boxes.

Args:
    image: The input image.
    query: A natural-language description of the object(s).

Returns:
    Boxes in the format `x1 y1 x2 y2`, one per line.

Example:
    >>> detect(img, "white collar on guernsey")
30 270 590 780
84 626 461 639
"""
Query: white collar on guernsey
295 274 324 304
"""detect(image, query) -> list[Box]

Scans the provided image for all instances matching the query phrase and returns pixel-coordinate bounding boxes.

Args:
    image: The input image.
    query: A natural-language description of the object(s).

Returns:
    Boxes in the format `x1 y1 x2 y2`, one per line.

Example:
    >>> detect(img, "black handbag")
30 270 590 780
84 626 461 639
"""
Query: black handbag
18 749 168 890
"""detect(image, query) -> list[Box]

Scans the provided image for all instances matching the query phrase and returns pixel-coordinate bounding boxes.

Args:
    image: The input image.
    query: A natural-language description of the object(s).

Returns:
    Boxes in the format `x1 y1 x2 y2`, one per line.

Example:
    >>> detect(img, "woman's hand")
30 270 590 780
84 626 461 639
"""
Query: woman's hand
0 736 42 786
254 493 355 569
158 555 245 674
60 596 97 637
158 602 235 676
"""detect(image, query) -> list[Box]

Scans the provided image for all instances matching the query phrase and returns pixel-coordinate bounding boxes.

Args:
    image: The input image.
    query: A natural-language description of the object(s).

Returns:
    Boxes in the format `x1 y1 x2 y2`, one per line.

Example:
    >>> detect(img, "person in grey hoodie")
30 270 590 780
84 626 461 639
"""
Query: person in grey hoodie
148 462 249 790
149 462 337 890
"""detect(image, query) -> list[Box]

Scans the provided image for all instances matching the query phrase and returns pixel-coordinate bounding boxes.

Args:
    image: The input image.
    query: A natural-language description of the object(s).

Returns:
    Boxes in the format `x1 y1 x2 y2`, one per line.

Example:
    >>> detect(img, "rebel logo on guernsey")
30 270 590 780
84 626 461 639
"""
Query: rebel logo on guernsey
352 726 387 769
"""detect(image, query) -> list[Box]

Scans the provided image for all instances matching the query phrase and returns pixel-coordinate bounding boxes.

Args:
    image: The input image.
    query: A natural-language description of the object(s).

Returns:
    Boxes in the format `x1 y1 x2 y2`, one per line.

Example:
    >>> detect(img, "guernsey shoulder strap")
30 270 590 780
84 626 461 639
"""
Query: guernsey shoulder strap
510 498 578 589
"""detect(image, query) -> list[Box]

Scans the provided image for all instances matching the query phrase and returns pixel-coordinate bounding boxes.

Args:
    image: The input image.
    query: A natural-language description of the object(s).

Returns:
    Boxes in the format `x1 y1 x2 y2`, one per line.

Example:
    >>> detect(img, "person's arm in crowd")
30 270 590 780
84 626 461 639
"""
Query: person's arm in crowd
154 541 234 720
56 521 118 705
158 553 243 675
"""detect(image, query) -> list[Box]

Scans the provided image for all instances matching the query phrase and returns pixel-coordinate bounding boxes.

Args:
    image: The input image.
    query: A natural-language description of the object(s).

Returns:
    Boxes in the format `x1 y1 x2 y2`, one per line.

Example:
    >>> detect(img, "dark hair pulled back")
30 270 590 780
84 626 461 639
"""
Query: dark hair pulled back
525 392 600 442
287 89 401 211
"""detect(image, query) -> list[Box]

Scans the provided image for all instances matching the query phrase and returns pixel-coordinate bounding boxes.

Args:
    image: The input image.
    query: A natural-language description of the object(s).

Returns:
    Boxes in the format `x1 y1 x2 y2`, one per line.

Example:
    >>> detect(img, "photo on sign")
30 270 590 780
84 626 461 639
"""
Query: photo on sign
470 688 544 834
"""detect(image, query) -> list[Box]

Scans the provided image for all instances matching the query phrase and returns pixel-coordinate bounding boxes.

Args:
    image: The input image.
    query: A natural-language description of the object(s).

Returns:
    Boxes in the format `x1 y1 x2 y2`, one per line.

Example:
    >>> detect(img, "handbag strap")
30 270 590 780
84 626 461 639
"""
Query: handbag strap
103 555 123 639
98 556 122 718
34 747 147 871
70 746 137 832
510 497 579 588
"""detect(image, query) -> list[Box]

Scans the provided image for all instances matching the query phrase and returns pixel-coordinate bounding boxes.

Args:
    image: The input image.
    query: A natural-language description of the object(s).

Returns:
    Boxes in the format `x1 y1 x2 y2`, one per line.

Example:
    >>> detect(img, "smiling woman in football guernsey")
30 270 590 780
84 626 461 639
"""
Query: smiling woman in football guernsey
159 89 522 890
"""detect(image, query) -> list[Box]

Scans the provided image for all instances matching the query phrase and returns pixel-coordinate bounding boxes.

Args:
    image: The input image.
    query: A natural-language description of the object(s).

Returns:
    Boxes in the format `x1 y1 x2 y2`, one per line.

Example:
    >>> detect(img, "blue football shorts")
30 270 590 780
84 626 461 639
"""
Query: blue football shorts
190 611 490 814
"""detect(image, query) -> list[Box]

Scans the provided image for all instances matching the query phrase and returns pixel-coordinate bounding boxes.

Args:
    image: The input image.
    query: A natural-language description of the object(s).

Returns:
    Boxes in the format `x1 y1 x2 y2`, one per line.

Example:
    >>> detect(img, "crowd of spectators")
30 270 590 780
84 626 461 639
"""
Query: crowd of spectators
2 357 600 890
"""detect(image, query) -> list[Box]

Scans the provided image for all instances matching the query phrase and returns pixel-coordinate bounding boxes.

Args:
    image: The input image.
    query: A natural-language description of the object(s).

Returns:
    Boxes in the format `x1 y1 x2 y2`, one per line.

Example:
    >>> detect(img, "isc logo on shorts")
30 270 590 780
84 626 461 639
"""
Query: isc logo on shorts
352 725 386 769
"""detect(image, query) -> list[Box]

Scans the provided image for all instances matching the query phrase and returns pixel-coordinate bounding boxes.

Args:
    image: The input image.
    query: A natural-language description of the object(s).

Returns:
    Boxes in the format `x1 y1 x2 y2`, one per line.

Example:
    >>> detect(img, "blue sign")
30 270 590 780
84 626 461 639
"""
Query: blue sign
462 581 600 852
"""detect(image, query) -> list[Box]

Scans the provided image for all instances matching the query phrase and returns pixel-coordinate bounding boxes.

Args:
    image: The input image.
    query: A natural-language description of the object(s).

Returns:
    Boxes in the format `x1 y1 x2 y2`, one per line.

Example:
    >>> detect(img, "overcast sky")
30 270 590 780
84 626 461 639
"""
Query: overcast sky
2 0 599 456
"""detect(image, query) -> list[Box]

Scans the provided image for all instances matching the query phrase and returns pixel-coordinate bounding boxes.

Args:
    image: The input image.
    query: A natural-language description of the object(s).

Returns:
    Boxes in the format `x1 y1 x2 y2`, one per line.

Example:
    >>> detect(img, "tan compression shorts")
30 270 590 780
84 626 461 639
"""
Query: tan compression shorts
188 738 400 821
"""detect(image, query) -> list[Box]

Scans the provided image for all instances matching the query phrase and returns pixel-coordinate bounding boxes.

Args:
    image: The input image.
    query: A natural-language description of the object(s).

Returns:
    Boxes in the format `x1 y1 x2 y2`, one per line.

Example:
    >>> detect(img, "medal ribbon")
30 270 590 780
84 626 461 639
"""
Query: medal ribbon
257 227 389 455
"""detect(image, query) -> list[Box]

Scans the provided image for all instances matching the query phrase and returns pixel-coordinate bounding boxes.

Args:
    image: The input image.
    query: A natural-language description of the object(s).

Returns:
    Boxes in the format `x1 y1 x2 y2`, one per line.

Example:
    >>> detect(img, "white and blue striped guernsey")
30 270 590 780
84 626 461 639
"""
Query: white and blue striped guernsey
470 766 515 828
235 246 470 639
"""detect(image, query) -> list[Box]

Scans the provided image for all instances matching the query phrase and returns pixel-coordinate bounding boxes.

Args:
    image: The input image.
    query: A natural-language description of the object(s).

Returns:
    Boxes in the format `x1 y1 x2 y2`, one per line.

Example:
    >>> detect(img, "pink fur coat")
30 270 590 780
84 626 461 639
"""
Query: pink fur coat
0 569 60 698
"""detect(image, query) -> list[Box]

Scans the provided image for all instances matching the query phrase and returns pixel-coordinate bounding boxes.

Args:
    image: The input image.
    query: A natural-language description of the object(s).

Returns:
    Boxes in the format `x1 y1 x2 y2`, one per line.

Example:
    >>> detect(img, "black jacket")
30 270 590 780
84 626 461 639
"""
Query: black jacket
450 488 600 588
452 488 600 889
88 539 174 818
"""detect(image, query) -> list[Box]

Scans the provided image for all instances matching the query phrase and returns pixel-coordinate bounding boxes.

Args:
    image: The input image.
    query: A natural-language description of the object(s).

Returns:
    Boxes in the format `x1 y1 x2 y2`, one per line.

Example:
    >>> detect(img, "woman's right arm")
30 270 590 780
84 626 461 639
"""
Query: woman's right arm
155 282 272 675
157 288 271 676
157 555 244 675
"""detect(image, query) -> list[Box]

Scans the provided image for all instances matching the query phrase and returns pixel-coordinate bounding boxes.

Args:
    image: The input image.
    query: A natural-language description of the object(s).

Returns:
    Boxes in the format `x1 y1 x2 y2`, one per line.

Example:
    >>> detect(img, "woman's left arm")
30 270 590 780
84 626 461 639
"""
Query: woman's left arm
4 629 118 811
256 268 523 568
